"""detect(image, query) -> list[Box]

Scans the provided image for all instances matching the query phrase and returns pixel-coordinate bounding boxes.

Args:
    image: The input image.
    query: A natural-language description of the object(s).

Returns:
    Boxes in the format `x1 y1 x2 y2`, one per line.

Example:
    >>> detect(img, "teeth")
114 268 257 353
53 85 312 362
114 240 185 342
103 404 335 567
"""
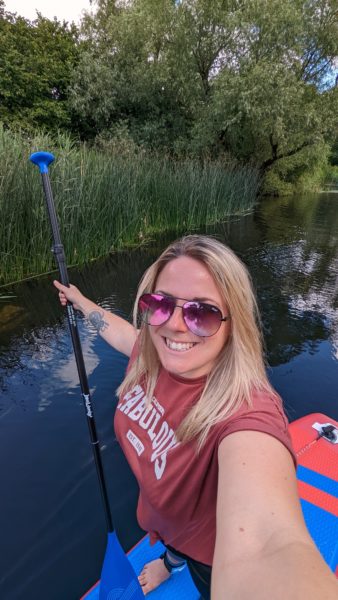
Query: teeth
165 338 195 351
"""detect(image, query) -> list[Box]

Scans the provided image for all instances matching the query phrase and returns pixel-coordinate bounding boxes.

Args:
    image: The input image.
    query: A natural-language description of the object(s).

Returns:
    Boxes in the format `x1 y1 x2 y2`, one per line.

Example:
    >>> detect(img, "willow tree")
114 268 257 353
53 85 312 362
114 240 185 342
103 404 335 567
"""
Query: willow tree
194 0 338 175
70 0 338 187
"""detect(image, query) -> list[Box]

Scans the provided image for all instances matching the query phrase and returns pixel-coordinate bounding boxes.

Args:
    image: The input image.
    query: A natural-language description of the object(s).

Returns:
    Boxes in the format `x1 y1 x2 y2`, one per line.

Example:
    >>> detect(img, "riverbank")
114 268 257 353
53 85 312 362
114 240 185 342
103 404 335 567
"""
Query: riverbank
0 128 260 286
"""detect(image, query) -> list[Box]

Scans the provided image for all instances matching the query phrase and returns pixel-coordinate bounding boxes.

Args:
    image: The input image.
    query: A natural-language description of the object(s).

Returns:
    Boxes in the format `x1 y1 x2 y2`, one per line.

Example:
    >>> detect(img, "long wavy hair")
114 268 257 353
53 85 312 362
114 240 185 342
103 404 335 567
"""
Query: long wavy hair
117 235 276 449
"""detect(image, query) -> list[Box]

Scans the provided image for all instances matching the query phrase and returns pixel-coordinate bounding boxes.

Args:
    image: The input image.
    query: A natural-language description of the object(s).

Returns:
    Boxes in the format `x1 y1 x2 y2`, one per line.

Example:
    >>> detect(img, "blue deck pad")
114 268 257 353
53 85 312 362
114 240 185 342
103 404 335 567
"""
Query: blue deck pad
300 499 338 572
297 465 338 498
85 537 199 599
85 507 338 600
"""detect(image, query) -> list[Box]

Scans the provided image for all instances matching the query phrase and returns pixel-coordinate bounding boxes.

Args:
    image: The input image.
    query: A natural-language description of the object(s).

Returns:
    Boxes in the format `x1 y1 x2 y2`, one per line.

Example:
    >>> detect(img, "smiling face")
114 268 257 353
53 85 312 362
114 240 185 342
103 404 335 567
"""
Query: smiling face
148 255 231 379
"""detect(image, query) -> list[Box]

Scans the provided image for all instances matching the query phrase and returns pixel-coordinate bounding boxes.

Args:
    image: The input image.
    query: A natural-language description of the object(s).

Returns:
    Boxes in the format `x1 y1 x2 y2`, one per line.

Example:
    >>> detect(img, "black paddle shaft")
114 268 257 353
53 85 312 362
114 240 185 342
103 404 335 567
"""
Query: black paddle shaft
41 172 114 533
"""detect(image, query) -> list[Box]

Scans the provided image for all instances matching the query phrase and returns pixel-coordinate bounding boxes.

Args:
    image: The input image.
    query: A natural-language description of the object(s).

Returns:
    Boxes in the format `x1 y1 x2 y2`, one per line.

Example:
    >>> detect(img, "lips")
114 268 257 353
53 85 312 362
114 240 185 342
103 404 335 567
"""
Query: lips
165 338 196 352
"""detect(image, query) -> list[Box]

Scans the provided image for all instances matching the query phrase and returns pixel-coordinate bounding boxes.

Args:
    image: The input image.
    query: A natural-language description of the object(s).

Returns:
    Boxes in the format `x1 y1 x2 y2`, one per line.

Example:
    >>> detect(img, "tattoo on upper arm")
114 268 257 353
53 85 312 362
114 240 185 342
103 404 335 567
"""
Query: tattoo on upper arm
87 310 109 333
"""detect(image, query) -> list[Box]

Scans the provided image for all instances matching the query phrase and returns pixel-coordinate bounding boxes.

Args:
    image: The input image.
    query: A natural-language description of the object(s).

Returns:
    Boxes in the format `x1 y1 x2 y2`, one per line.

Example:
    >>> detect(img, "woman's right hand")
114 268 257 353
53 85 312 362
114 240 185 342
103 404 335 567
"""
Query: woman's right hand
54 279 137 357
53 280 85 312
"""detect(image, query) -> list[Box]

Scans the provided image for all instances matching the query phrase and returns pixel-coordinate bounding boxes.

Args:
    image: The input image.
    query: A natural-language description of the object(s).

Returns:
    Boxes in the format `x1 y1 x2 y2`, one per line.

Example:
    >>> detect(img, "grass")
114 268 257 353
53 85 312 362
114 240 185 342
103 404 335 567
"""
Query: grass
0 126 260 285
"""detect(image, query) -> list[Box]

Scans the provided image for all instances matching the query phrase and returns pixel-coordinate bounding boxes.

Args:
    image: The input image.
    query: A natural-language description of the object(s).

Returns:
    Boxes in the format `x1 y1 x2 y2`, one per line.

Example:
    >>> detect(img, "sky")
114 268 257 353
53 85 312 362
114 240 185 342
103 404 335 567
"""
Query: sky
4 0 93 23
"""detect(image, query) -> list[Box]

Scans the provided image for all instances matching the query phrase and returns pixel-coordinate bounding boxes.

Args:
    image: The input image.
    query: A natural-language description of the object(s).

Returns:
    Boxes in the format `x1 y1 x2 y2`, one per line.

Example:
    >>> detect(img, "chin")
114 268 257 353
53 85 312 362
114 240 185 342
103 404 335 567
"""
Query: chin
161 354 207 379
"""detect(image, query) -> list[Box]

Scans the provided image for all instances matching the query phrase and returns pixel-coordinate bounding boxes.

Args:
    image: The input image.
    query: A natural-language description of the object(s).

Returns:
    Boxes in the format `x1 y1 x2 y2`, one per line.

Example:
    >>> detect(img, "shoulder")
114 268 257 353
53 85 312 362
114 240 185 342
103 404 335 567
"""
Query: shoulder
215 388 296 466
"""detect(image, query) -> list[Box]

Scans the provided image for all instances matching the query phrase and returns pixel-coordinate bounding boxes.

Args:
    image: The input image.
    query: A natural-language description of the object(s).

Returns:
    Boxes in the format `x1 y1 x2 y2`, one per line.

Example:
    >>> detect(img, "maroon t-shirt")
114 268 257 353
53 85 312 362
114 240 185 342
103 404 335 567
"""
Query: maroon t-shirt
114 346 295 565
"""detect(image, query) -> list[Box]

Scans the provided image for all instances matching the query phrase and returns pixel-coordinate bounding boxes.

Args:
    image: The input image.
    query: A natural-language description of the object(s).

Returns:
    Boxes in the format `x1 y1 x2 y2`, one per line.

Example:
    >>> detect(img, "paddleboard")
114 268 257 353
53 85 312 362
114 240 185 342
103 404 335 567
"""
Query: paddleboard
290 412 338 577
82 412 338 598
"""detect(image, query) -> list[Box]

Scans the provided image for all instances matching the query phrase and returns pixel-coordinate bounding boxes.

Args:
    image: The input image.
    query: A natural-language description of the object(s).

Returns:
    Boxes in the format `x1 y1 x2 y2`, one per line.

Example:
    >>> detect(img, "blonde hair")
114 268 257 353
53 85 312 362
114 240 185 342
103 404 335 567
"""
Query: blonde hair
118 235 276 449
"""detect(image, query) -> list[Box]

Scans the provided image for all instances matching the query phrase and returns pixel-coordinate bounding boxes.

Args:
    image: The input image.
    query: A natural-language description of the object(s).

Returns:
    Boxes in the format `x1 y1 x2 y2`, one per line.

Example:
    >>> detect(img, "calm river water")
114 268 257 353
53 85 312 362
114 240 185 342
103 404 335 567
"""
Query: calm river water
0 192 337 600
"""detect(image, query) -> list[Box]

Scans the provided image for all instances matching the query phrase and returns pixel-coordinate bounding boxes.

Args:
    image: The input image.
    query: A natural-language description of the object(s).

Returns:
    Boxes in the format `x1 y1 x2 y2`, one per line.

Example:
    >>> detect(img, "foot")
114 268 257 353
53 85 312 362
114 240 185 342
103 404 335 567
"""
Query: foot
138 557 171 595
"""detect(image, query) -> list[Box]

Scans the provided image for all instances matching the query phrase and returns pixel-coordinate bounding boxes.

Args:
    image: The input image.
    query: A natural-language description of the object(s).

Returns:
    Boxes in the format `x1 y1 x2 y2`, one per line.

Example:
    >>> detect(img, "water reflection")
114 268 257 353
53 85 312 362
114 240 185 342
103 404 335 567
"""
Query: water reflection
253 194 338 366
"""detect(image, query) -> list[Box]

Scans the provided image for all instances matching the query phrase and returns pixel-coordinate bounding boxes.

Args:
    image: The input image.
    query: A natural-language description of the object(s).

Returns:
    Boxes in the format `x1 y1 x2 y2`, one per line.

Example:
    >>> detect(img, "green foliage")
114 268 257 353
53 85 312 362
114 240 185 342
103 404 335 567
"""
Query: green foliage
262 143 331 196
2 0 337 194
71 0 188 144
0 125 259 285
323 164 338 188
0 8 80 130
329 138 338 166
67 0 338 192
180 0 338 176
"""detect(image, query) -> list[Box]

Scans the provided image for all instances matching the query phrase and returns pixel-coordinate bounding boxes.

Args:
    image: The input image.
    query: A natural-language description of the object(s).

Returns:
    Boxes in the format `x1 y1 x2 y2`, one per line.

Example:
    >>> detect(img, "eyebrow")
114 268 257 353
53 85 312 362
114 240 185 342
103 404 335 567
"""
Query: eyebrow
155 290 221 306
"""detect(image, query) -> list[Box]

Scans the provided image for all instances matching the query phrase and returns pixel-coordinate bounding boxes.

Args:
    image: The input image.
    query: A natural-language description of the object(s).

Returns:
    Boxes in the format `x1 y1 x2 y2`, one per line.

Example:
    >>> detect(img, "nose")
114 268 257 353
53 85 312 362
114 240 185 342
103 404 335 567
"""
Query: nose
166 305 188 332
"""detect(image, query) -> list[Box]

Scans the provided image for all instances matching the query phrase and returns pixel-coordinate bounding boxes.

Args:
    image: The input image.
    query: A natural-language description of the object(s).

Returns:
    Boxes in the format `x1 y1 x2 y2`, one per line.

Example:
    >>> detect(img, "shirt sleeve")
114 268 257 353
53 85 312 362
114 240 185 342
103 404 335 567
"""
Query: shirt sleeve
217 390 297 467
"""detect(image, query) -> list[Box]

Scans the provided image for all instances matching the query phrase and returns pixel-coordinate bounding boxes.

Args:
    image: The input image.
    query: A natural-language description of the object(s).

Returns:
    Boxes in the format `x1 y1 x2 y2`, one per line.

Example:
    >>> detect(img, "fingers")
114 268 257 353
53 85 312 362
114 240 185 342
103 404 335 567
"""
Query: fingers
53 280 73 294
53 279 65 291
53 279 84 311
53 280 70 306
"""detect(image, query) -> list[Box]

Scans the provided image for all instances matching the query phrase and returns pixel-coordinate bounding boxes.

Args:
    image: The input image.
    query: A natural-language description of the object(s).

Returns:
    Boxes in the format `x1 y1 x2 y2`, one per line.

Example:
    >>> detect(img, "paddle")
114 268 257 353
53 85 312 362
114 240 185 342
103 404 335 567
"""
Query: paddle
29 152 144 600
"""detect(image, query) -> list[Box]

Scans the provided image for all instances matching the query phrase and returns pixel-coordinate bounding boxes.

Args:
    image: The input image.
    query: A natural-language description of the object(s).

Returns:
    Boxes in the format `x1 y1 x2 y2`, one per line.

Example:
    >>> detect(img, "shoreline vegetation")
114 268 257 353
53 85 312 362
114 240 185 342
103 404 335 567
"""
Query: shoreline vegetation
0 128 259 286
1 1 337 286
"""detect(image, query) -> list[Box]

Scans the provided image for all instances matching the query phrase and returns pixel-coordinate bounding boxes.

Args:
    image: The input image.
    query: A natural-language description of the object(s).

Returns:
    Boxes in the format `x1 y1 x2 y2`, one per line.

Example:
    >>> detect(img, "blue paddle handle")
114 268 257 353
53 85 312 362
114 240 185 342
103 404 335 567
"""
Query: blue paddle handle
29 151 55 173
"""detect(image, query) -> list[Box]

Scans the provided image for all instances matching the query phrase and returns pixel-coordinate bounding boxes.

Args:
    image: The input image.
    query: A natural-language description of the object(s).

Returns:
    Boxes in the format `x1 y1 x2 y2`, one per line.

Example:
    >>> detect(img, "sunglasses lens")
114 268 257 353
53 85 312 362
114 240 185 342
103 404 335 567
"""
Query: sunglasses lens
138 294 174 326
139 294 224 336
184 302 222 336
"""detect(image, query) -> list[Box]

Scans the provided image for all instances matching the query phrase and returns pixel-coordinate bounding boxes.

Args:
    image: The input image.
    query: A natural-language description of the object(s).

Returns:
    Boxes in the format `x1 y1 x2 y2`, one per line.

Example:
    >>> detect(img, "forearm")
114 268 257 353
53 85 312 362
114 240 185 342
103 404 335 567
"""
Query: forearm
76 295 137 357
54 280 137 356
212 539 338 600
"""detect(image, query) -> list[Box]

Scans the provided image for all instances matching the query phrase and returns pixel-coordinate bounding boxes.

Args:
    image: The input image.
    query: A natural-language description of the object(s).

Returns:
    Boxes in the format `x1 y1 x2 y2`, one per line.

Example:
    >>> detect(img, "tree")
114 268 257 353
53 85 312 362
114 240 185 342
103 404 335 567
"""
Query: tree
70 0 188 143
193 0 338 175
61 0 338 188
0 8 80 130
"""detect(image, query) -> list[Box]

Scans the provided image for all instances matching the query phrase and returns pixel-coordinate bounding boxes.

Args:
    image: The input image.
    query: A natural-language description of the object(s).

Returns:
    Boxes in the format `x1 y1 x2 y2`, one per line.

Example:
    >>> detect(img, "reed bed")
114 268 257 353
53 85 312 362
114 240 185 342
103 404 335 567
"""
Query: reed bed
0 127 260 285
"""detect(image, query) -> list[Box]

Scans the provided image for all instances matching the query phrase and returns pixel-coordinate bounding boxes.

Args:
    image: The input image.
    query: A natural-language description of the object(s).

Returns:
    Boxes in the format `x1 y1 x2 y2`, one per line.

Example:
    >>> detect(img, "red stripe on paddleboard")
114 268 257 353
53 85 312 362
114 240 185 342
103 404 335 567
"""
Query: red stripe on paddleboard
296 443 338 480
298 481 338 518
80 580 99 599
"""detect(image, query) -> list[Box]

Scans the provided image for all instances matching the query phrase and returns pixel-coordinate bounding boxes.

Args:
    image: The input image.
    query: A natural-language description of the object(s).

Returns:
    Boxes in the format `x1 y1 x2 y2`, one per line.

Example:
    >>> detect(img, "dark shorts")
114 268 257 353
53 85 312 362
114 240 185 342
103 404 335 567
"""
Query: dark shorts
166 544 211 600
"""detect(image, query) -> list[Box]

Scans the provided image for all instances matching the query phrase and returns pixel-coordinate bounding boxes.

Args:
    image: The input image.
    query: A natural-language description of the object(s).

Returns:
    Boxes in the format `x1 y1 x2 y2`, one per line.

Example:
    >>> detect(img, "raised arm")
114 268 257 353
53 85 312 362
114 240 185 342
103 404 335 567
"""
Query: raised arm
212 430 338 599
53 280 137 357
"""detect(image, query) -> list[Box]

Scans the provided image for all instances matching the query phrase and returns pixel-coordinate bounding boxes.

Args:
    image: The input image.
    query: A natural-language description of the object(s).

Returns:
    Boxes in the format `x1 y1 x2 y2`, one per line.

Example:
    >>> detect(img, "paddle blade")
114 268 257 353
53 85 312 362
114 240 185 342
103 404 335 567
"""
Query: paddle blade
99 532 144 600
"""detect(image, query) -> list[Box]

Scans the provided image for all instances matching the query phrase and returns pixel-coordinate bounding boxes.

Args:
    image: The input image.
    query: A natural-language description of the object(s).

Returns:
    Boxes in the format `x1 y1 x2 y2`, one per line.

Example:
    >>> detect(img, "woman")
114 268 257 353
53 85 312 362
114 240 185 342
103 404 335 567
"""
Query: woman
54 235 337 599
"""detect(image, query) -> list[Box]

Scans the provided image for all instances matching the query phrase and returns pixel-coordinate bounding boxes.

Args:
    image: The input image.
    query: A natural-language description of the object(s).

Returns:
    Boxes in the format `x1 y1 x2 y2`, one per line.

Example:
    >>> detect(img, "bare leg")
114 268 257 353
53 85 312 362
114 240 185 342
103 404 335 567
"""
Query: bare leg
138 550 185 595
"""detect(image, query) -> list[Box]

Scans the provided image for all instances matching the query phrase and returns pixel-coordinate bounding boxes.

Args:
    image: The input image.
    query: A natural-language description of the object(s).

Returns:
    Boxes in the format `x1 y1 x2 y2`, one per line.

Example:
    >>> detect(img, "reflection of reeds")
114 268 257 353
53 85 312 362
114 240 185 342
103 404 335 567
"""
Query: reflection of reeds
0 127 259 285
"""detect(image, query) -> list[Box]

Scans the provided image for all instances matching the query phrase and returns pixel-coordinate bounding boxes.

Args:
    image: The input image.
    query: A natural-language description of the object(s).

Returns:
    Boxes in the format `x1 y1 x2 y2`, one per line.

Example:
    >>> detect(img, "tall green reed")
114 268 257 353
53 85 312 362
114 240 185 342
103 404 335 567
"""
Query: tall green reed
0 126 260 285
